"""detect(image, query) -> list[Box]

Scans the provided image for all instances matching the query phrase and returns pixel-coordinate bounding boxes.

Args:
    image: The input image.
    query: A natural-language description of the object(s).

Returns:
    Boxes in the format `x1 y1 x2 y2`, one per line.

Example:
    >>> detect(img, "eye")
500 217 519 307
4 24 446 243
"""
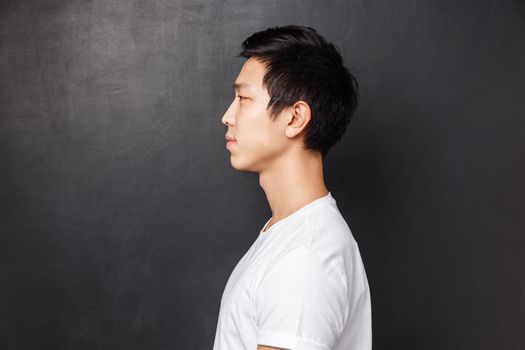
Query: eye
236 95 247 101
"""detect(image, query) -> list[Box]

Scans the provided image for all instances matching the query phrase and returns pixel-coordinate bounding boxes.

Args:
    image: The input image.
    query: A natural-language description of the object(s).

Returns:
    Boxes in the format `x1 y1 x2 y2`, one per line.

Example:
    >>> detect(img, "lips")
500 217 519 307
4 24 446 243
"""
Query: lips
225 135 236 149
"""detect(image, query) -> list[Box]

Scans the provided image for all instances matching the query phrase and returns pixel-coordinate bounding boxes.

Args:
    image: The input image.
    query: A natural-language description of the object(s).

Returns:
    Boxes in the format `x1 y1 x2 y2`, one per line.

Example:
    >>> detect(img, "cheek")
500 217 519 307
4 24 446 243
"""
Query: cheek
237 104 284 154
246 123 283 155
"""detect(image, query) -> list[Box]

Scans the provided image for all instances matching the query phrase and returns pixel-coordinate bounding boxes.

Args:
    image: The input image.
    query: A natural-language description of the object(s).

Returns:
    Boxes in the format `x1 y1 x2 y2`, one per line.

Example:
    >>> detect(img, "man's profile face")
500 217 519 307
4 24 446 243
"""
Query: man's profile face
221 57 289 172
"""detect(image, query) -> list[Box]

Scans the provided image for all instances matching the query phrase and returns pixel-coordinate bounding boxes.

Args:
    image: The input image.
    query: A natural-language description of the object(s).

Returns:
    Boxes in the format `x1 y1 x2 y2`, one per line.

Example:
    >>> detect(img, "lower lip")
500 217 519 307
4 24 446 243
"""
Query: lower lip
226 140 236 148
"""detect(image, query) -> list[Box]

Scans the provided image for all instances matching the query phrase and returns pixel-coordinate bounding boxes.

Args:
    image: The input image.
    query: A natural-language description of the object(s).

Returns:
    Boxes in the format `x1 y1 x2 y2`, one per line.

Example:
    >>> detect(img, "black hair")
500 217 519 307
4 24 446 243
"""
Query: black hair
238 25 359 158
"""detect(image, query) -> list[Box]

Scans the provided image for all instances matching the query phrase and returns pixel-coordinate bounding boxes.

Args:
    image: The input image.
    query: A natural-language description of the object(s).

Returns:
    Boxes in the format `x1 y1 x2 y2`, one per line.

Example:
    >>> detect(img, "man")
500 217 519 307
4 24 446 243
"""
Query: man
214 25 371 350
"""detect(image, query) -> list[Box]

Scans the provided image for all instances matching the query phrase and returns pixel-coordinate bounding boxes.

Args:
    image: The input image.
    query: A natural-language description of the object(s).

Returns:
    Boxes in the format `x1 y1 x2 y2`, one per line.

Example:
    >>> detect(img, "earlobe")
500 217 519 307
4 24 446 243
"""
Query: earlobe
293 101 311 129
285 102 311 138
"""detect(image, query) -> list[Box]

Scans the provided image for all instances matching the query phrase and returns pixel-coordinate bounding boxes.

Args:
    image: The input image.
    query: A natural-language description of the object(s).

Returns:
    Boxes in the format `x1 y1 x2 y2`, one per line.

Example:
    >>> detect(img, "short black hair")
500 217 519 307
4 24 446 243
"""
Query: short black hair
238 25 359 158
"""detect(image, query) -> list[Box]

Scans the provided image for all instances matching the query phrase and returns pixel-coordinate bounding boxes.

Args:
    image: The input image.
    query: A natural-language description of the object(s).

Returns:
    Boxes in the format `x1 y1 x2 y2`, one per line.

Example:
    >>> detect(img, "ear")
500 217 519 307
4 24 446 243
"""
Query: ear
284 101 311 138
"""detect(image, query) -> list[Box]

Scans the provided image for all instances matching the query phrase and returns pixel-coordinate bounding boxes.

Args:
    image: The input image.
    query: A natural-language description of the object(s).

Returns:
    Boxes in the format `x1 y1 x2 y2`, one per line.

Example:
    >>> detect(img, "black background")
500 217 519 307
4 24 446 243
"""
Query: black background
1 1 524 349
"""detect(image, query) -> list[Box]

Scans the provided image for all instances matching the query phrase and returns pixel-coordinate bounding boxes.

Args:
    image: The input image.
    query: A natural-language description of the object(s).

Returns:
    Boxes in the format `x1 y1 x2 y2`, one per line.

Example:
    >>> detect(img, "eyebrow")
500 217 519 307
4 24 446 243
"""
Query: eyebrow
233 82 252 91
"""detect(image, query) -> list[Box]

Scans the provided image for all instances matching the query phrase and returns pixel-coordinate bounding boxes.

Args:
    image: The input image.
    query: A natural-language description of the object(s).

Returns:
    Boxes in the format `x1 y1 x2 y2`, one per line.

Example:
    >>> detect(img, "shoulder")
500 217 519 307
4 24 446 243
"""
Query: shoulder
307 203 359 258
252 234 351 347
306 203 366 289
254 202 364 293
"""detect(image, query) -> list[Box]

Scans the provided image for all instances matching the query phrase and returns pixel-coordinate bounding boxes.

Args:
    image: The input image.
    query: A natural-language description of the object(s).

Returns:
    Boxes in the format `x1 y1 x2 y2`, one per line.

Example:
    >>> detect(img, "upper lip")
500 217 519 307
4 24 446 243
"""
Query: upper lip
225 135 236 141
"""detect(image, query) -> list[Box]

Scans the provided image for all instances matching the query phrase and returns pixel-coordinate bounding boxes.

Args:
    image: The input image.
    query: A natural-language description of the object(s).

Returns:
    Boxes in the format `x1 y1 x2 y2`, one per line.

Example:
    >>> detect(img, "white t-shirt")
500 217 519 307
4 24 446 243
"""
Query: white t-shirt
212 192 372 350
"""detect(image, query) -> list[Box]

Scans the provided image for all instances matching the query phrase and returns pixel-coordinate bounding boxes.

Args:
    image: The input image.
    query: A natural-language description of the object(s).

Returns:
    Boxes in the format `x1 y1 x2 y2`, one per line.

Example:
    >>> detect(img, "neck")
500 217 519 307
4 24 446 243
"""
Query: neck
258 150 328 224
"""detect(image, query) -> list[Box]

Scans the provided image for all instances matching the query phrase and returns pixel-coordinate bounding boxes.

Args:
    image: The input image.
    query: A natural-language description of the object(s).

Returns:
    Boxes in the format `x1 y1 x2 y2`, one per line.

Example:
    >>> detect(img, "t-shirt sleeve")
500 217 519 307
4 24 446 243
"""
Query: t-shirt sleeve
253 246 349 350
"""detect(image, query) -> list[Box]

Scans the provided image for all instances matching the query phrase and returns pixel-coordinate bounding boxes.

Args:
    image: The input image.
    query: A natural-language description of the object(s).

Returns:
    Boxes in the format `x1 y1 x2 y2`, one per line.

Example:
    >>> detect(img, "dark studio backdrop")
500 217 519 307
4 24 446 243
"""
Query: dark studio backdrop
1 0 524 349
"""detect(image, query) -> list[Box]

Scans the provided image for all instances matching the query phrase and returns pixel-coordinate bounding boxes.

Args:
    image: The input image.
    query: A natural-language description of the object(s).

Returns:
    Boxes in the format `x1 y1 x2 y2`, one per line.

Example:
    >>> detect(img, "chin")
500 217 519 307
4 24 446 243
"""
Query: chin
229 155 259 173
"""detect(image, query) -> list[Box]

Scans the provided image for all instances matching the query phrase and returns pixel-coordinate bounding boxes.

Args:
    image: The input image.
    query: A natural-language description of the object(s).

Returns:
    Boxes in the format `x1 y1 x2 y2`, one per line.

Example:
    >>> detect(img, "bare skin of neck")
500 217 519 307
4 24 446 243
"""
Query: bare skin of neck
259 148 328 232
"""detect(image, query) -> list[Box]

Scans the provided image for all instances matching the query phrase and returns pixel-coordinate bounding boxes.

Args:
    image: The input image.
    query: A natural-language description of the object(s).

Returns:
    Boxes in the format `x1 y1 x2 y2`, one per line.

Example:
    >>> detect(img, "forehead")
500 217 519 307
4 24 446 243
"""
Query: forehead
233 57 266 93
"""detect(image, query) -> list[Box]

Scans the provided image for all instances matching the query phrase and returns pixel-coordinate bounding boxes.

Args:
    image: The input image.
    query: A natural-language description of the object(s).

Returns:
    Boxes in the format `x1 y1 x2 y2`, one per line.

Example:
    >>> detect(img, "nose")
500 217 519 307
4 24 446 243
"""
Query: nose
221 100 235 127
